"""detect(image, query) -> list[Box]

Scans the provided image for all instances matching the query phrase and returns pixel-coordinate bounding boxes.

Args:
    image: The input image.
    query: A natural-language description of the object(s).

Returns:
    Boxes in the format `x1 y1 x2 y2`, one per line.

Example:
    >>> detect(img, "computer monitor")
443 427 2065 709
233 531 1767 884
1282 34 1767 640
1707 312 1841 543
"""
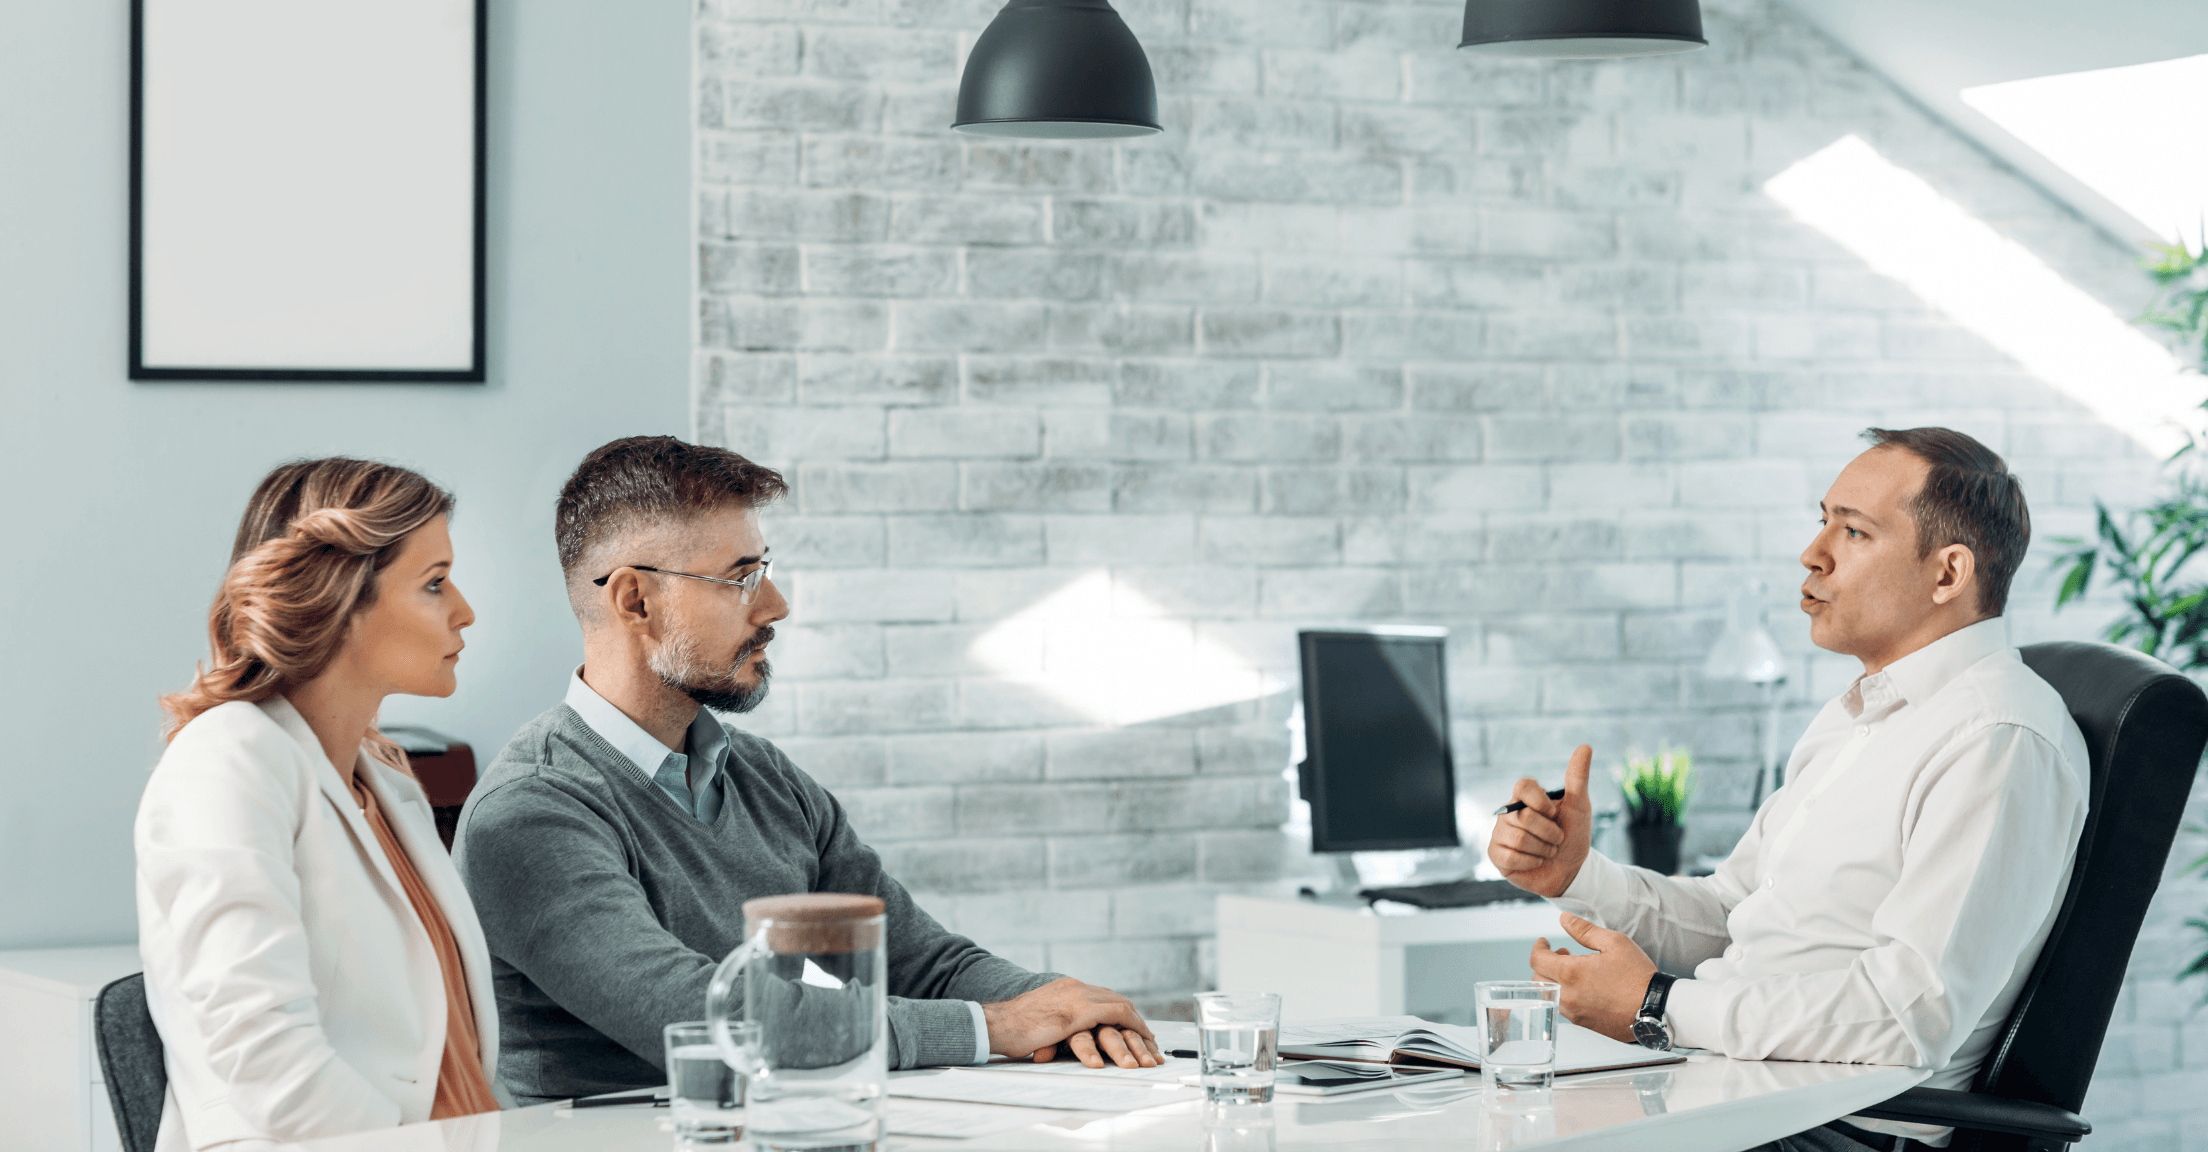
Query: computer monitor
1296 627 1460 853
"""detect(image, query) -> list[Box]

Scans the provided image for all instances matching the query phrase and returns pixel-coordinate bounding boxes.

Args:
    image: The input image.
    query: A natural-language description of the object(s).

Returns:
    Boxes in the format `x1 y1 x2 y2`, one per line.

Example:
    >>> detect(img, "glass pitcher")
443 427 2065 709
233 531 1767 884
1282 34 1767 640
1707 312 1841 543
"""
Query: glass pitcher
707 893 888 1151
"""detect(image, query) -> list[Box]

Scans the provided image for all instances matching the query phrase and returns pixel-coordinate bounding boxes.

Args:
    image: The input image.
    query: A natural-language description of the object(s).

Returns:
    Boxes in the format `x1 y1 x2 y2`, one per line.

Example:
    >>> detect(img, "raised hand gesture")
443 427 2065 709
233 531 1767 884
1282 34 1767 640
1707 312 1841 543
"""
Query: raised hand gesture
1487 744 1595 899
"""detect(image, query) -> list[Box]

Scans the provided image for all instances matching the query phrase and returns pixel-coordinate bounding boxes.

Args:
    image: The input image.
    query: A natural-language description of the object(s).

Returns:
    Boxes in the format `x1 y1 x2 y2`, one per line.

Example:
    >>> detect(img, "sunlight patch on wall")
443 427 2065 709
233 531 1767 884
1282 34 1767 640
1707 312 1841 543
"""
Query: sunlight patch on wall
1765 135 2200 457
1963 55 2208 252
971 571 1270 726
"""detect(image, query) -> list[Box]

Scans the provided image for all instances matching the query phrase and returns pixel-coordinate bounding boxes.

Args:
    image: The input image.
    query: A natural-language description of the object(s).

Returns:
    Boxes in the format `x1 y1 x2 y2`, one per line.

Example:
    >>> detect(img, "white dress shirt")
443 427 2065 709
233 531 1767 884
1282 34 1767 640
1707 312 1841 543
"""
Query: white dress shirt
562 670 732 821
563 670 994 1064
1553 617 2088 1145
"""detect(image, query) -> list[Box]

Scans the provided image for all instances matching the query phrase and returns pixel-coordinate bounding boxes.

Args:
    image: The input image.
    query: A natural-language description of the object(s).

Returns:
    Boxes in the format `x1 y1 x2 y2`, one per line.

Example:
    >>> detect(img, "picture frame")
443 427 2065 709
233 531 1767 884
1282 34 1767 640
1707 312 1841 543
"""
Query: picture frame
129 0 488 382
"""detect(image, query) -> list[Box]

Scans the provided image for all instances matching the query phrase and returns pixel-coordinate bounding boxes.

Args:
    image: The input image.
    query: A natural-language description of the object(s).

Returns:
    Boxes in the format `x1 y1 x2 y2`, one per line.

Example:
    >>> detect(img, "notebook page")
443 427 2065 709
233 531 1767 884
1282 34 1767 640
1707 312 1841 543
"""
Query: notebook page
1395 1020 1682 1073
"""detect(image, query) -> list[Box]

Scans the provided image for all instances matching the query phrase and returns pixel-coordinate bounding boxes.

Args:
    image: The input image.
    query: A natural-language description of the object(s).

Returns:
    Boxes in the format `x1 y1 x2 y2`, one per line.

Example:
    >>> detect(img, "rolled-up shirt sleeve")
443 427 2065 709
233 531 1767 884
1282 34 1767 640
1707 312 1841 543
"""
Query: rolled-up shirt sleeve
1552 816 1760 976
1664 724 2081 1065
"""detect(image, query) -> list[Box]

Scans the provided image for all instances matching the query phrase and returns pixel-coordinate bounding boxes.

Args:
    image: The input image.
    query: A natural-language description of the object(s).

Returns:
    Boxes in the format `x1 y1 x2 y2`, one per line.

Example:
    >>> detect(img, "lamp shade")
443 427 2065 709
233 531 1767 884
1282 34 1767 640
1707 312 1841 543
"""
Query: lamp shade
952 0 1161 139
1703 583 1786 684
1459 0 1707 58
1704 620 1785 684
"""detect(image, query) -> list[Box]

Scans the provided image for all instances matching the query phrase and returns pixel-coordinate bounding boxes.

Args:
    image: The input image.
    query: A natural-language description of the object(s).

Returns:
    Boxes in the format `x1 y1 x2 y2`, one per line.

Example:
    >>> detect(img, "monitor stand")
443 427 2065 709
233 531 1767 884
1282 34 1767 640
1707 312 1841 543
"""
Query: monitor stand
1292 854 1370 908
1329 852 1363 894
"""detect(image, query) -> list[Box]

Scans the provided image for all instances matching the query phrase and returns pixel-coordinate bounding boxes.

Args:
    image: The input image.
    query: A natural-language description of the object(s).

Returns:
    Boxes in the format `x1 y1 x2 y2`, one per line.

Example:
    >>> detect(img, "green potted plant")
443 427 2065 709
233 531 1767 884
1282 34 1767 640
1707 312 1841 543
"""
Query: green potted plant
1618 749 1693 876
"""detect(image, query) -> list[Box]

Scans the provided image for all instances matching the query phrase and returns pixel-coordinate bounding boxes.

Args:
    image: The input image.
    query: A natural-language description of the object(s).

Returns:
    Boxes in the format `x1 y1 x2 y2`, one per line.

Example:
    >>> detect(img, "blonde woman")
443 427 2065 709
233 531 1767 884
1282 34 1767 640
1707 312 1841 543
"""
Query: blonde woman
137 459 506 1151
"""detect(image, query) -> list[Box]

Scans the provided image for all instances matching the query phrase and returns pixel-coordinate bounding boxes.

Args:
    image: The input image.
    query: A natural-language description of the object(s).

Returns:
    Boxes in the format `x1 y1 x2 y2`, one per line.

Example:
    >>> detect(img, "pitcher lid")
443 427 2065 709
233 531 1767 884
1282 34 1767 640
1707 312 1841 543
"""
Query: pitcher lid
742 892 886 922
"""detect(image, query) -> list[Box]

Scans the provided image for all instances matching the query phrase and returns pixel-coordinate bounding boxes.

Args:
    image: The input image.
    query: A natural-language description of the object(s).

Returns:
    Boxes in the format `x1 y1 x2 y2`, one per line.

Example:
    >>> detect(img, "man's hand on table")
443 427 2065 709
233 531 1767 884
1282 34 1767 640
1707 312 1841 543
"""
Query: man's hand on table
1488 745 1595 898
1530 912 1658 1043
983 977 1162 1069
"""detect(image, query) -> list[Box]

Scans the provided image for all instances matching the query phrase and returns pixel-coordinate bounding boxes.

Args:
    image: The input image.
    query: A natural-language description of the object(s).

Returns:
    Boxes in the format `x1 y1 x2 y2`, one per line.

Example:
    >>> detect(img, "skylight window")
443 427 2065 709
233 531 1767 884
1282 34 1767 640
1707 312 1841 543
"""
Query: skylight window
1766 135 2199 456
1963 55 2208 250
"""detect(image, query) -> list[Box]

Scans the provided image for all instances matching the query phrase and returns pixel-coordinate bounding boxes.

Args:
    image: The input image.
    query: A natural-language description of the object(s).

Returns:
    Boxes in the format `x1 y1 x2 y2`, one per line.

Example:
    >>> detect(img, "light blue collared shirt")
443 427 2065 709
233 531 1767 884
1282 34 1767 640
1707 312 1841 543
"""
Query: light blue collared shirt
561 668 991 1062
564 669 730 822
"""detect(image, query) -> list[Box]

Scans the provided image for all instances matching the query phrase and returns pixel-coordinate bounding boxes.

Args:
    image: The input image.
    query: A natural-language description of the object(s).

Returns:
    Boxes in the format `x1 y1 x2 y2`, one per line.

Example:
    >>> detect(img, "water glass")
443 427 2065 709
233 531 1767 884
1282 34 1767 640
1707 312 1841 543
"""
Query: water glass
664 1019 750 1147
1475 981 1559 1092
1194 992 1281 1104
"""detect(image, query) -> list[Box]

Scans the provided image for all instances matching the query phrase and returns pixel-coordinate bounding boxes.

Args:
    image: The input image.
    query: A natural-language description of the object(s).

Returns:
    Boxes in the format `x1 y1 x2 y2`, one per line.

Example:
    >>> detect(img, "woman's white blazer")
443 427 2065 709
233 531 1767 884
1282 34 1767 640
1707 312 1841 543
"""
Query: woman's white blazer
135 697 507 1151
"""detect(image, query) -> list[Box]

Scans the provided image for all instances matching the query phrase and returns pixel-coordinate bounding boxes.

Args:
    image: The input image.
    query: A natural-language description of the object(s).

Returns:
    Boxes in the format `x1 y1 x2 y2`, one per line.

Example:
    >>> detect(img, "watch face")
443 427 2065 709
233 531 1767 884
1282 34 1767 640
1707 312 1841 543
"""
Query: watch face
1631 1018 1672 1051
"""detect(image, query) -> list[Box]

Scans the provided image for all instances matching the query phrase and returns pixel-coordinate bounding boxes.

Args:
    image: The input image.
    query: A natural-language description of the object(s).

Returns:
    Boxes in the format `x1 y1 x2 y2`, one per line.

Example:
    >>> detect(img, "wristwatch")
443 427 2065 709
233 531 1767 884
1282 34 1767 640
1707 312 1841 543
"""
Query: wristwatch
1631 972 1677 1051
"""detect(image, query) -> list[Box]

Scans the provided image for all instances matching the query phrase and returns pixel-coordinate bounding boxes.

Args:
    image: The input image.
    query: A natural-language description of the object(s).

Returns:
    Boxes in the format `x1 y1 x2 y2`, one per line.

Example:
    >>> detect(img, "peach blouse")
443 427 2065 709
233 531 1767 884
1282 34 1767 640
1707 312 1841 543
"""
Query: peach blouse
348 775 501 1119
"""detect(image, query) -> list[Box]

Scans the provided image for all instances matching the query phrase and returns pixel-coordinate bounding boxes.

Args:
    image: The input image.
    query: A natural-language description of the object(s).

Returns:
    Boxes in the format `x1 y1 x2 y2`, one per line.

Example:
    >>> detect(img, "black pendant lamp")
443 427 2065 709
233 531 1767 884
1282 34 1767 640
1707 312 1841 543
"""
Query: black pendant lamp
1459 0 1706 58
952 0 1161 139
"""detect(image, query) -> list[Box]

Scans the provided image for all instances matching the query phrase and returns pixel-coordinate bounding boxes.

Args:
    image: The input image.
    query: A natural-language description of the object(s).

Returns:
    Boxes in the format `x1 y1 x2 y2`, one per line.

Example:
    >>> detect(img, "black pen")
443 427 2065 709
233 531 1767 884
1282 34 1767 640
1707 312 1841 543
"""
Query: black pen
1494 788 1566 816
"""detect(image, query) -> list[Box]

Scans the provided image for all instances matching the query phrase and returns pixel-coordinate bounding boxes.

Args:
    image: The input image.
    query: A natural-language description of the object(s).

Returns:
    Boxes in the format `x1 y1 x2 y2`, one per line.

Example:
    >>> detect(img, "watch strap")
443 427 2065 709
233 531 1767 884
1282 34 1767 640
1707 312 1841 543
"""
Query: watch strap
1632 971 1678 1051
1638 971 1677 1021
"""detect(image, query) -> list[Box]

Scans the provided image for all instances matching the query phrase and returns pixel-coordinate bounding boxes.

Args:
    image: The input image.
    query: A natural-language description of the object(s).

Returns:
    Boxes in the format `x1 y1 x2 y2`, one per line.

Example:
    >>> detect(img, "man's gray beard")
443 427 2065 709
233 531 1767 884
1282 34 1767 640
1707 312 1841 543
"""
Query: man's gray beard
650 624 770 714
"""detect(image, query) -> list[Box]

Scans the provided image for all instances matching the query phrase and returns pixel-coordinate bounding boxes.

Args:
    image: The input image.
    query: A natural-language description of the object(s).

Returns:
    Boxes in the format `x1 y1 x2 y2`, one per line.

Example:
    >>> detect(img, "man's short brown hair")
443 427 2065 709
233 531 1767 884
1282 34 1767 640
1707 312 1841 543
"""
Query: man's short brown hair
555 436 788 613
1862 427 2030 618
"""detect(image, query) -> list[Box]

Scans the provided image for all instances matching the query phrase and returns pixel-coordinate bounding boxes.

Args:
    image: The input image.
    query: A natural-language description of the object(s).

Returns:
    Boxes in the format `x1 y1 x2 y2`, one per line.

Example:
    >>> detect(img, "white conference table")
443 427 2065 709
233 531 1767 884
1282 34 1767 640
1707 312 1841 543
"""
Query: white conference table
270 1052 1927 1152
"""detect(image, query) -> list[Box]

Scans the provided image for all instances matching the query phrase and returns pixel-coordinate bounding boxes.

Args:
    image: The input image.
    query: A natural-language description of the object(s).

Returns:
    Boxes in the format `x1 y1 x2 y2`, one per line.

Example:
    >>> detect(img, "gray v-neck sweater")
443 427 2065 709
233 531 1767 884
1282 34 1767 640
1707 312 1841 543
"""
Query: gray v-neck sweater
454 703 1055 1102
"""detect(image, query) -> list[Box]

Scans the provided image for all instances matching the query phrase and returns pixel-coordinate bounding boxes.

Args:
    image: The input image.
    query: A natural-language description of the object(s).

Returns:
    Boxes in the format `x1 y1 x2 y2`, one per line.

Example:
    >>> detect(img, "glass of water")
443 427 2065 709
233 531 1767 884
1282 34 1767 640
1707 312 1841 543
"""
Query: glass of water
665 1019 755 1147
1476 981 1559 1092
1194 992 1281 1104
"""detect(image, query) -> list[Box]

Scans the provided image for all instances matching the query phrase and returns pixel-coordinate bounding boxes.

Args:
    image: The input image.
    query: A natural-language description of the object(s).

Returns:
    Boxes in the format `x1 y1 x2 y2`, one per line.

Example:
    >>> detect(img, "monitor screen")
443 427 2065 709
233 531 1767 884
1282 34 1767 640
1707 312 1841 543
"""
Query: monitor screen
1298 628 1460 853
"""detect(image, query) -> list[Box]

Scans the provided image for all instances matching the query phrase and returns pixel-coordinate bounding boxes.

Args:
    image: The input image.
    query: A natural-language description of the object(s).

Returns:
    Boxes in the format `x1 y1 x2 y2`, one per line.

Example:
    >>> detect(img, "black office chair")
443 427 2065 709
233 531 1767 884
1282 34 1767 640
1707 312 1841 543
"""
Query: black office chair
1856 641 2208 1151
94 972 166 1152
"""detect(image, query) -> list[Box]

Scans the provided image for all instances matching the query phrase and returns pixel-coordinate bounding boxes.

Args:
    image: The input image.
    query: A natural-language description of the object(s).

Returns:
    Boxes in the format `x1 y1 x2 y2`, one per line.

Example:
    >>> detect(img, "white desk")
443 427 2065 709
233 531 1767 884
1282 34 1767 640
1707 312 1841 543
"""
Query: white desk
268 1056 1928 1152
1216 893 1564 1022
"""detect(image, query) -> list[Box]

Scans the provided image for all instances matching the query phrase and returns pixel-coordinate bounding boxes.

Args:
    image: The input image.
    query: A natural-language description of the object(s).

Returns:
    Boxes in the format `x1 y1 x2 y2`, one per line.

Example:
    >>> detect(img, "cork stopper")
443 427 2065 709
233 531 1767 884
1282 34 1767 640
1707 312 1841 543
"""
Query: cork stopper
741 892 886 954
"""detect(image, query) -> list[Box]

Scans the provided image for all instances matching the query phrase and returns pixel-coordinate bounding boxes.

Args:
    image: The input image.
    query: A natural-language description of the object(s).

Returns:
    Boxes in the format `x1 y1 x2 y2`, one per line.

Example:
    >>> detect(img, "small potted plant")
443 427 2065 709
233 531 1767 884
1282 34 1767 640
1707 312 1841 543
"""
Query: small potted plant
1618 750 1693 876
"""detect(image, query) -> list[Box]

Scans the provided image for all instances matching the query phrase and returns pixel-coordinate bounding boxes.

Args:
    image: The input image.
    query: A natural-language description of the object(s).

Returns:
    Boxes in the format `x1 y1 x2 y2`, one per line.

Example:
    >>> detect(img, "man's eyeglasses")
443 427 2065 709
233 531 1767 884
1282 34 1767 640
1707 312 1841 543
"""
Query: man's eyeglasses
591 559 774 604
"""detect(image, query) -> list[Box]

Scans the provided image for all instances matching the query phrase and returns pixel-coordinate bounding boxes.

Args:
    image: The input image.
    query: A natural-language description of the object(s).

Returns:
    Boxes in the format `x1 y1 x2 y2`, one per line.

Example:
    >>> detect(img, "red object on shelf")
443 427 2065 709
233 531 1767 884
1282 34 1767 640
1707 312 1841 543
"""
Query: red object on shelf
385 727 477 851
409 744 477 808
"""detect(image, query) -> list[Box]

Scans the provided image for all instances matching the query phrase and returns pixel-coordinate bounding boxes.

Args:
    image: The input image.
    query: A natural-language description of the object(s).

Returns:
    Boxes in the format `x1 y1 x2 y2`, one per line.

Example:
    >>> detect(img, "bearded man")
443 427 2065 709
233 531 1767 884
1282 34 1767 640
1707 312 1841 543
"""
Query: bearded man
456 436 1158 1105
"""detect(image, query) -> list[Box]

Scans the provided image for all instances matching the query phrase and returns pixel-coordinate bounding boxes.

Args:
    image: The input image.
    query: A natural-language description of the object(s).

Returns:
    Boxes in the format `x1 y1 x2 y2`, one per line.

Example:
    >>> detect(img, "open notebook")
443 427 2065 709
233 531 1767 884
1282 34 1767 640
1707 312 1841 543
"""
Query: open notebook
1278 1015 1685 1076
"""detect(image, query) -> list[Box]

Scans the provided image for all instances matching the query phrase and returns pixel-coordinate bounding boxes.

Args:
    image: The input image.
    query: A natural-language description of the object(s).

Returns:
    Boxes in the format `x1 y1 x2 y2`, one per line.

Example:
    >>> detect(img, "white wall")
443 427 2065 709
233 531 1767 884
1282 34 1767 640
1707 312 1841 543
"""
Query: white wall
0 0 693 949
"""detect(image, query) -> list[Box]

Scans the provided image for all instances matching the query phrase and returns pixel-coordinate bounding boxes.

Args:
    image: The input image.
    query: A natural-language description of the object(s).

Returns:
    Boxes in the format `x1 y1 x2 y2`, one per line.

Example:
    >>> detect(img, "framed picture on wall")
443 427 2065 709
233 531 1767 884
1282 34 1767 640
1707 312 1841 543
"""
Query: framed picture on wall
129 0 487 382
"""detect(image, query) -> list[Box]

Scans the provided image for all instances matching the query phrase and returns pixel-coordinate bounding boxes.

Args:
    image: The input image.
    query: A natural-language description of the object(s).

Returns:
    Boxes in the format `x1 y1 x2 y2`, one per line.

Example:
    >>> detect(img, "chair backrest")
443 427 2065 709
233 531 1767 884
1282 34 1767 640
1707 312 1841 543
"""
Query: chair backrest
1977 642 2208 1116
95 972 167 1152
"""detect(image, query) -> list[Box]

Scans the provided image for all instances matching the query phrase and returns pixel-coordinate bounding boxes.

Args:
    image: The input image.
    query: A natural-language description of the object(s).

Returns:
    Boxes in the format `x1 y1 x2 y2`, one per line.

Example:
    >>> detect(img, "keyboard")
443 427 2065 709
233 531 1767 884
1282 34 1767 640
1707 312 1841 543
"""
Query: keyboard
1358 878 1542 909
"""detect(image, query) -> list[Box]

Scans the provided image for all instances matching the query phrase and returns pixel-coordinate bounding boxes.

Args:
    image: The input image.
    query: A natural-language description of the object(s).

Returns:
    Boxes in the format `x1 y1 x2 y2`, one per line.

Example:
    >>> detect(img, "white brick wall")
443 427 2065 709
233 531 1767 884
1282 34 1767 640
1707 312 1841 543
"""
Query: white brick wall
694 0 2207 1141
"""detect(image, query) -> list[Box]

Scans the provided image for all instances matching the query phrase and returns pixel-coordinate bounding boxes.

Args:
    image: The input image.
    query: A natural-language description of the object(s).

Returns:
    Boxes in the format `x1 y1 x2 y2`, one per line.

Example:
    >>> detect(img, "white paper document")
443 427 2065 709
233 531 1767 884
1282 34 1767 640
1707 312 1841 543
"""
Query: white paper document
887 1097 1072 1139
888 1067 1200 1112
972 1054 1193 1085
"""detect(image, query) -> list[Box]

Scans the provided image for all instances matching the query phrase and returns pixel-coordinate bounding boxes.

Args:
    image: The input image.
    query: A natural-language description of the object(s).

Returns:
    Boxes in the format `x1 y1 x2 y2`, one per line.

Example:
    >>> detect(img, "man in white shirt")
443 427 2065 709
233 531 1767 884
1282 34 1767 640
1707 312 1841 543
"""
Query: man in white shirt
1488 428 2089 1152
